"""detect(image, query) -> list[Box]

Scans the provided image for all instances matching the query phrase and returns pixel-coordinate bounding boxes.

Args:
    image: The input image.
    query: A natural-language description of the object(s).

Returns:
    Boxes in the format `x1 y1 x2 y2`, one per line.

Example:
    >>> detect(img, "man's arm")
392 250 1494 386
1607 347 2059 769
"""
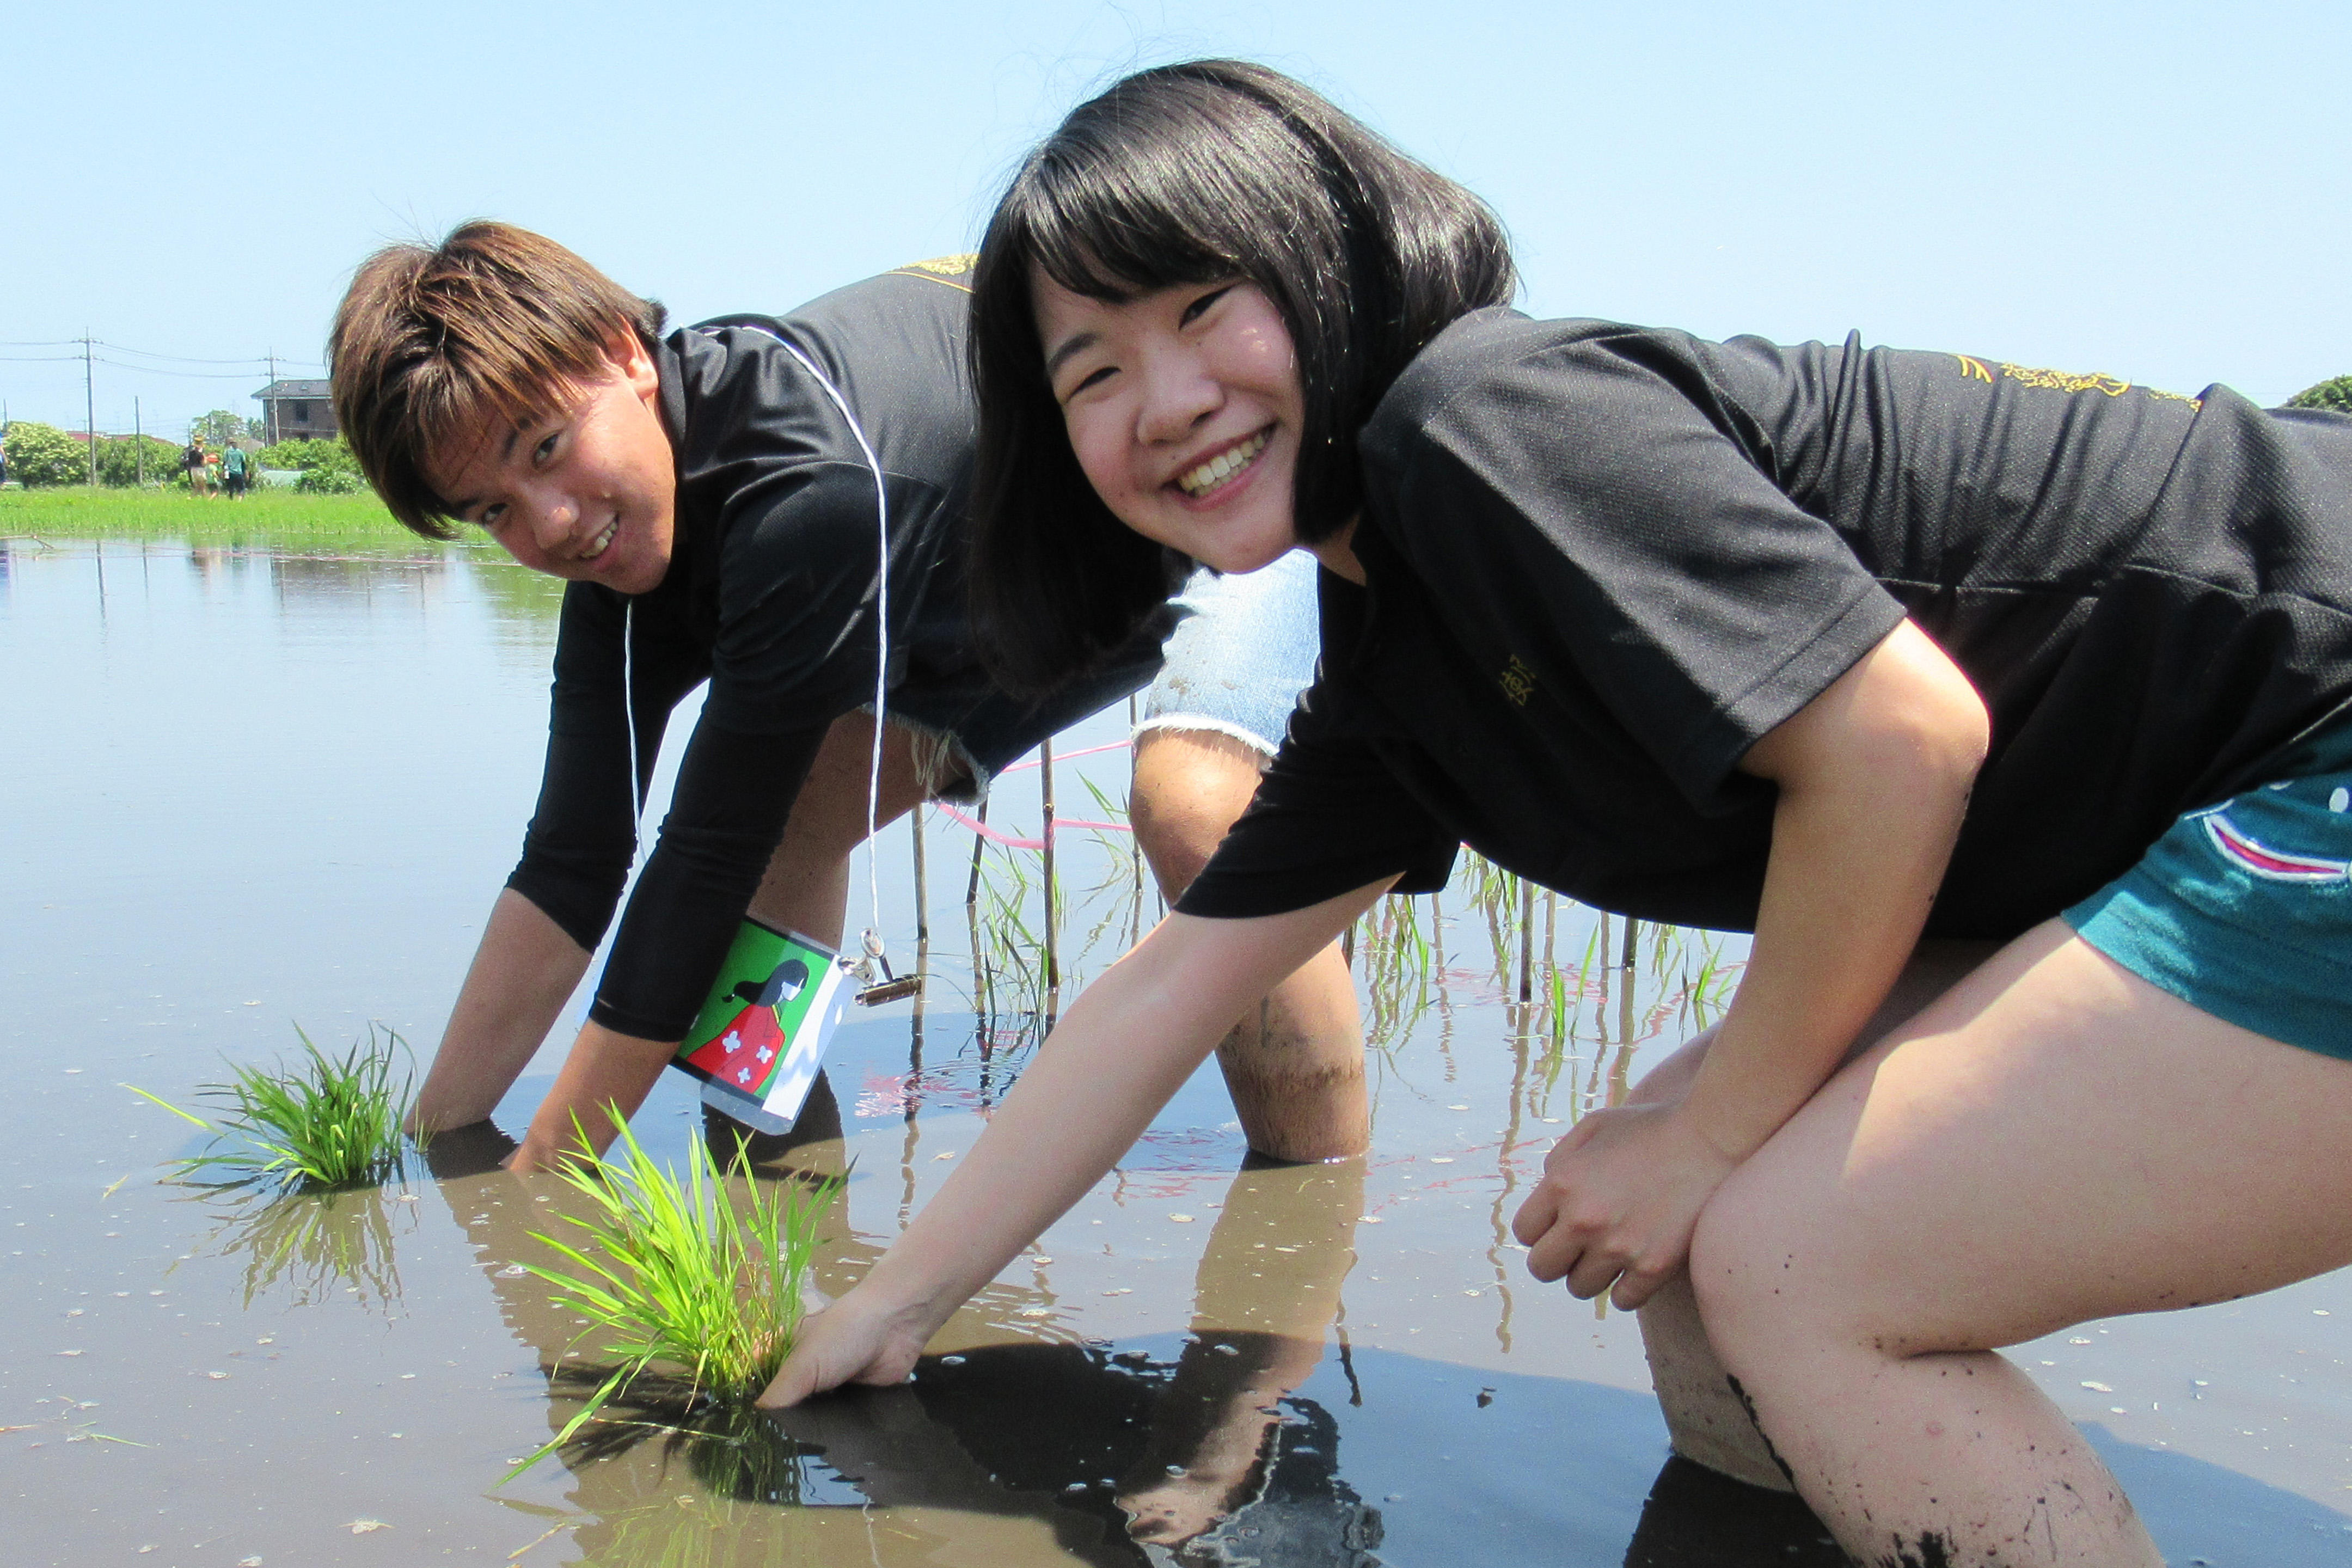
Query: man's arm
408 888 593 1134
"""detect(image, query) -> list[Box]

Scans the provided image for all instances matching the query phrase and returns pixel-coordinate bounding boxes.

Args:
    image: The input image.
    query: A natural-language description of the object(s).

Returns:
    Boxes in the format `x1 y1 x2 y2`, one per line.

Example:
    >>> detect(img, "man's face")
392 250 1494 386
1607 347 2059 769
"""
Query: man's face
430 336 677 595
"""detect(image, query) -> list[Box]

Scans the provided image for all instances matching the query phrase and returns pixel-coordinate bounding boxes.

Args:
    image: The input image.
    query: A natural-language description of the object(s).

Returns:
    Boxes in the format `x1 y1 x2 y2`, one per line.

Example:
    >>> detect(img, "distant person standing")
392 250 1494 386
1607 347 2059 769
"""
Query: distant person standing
222 442 248 499
182 435 210 497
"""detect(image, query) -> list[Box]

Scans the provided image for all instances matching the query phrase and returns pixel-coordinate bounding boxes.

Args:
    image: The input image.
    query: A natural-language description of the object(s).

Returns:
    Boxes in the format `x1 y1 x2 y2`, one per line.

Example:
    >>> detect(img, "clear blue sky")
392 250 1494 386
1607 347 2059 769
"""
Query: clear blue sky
5 1 2345 438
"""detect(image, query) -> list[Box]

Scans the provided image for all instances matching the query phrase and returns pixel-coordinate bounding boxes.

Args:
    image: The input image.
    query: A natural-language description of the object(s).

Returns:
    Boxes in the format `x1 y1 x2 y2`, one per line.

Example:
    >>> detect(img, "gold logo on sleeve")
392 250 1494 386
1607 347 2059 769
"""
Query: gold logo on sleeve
1499 655 1538 707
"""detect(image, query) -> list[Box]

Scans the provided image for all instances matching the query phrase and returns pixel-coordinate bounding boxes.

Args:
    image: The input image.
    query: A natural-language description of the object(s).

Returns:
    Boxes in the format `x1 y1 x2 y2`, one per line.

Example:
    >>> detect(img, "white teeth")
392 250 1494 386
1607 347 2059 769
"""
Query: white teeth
580 520 617 561
1177 430 1269 497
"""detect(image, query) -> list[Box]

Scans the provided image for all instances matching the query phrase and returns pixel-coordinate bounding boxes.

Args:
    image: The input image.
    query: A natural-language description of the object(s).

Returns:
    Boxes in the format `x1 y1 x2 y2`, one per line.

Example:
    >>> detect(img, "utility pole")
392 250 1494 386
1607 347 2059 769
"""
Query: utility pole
134 397 145 486
83 334 97 486
266 352 277 444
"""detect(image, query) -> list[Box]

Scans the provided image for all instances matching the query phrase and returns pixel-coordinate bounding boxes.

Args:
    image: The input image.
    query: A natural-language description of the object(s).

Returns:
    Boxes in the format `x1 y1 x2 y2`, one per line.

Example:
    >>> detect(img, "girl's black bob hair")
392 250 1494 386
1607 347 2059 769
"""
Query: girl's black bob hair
969 59 1516 694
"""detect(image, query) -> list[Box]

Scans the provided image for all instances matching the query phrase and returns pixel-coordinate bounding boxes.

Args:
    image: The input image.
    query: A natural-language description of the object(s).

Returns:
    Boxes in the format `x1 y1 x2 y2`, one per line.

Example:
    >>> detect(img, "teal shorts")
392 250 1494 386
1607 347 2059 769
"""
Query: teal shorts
2065 716 2352 1058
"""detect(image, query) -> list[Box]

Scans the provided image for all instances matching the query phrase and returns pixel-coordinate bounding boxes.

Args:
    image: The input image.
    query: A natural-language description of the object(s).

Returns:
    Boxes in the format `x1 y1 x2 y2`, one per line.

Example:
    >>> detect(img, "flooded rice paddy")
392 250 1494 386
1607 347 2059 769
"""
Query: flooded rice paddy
4 534 2349 1566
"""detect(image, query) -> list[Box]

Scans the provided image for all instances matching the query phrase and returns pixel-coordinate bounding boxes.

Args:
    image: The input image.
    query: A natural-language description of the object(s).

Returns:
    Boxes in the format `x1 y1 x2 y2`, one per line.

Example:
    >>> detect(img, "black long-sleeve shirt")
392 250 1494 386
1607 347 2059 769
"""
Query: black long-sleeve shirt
506 261 986 1039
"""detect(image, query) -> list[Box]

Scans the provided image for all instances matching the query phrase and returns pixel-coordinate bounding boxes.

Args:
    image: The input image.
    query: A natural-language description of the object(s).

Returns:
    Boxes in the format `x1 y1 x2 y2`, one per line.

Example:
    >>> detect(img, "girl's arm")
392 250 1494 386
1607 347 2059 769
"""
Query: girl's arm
757 879 1392 1407
1514 620 1988 1306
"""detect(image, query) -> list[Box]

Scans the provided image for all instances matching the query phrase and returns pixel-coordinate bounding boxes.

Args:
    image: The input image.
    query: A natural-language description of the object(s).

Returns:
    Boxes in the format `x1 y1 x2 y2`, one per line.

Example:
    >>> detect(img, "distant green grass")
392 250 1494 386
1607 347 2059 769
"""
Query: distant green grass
0 486 430 551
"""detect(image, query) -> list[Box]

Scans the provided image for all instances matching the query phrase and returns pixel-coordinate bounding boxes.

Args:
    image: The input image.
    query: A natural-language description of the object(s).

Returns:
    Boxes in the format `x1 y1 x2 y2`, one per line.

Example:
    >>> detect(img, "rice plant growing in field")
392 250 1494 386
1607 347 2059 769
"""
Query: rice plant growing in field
127 1024 418 1191
503 1118 838 1483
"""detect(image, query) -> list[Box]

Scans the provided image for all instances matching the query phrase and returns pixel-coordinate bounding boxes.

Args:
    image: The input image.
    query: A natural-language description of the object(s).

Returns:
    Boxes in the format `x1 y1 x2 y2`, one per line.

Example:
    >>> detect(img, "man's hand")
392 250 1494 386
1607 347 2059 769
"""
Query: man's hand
1511 1102 1739 1310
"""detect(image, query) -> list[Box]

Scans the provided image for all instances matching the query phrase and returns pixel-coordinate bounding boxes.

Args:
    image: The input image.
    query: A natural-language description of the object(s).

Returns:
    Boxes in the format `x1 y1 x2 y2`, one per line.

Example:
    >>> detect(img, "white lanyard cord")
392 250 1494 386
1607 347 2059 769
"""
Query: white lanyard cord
623 328 895 958
623 598 642 830
738 330 892 943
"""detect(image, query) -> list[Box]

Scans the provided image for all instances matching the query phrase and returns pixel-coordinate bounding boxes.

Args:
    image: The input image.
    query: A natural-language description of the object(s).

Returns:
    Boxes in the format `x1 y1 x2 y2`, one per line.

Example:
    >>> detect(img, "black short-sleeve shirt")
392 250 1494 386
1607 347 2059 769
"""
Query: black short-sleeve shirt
505 261 988 1039
1179 311 2352 938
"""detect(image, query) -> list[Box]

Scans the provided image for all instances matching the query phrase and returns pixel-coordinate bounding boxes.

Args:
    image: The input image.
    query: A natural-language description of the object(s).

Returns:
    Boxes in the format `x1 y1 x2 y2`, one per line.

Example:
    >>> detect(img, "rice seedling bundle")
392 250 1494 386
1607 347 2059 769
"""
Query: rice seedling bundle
505 1119 837 1480
129 1024 416 1190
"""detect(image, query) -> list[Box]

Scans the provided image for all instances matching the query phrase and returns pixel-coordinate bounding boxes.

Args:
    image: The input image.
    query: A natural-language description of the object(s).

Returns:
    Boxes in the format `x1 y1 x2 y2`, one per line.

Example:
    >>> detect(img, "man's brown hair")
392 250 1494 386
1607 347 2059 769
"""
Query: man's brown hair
329 221 666 540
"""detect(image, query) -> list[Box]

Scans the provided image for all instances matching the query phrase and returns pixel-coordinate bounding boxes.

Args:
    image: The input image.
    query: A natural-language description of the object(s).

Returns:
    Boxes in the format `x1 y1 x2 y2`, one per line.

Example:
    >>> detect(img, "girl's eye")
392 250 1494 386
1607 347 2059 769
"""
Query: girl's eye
1180 287 1232 327
477 503 506 530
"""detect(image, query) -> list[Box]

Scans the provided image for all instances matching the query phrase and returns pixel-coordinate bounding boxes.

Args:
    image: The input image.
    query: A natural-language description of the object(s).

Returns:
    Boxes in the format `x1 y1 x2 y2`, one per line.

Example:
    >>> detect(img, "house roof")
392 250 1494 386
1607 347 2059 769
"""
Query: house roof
254 379 332 401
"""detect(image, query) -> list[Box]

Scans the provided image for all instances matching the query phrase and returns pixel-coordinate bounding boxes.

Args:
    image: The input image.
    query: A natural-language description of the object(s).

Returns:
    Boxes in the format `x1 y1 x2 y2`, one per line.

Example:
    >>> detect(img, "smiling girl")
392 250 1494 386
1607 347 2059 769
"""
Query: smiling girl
764 61 2352 1566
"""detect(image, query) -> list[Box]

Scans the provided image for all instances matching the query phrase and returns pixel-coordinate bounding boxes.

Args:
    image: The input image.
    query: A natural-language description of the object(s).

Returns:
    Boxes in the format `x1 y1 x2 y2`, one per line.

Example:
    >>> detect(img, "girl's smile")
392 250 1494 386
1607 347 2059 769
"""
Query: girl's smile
1034 274 1306 575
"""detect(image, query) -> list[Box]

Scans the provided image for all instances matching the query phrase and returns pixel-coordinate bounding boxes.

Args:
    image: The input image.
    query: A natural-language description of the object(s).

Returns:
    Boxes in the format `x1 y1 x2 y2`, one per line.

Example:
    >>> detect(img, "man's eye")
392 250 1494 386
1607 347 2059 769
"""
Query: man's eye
478 504 506 530
534 432 560 464
1180 287 1232 326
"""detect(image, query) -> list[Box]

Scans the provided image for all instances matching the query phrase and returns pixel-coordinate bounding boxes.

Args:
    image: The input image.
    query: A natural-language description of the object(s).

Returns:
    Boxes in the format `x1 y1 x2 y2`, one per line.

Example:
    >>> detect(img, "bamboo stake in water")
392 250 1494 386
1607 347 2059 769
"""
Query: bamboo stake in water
966 798 991 1022
910 800 929 944
1039 736 1059 1003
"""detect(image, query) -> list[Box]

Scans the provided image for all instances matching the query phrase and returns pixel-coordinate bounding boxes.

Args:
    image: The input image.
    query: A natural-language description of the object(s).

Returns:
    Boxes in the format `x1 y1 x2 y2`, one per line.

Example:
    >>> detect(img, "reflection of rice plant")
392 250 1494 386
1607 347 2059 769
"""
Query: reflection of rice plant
543 1372 822 1506
195 1181 411 1310
127 1024 418 1190
1353 895 1436 1052
970 840 1056 1040
504 1118 837 1483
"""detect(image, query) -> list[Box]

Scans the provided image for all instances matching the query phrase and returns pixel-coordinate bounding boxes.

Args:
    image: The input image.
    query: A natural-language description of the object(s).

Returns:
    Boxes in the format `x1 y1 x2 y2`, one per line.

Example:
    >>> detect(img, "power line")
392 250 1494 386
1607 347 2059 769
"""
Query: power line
96 340 322 368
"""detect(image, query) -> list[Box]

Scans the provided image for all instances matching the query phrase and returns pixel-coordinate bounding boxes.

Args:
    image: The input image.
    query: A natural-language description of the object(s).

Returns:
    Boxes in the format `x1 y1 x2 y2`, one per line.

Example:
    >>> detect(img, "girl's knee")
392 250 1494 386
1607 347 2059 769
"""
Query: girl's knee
1687 1168 1830 1375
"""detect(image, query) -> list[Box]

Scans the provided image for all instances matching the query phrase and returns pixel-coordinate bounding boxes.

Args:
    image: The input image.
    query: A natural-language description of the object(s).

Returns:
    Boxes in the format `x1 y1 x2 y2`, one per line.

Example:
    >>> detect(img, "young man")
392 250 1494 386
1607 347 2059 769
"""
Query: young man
329 223 1358 1172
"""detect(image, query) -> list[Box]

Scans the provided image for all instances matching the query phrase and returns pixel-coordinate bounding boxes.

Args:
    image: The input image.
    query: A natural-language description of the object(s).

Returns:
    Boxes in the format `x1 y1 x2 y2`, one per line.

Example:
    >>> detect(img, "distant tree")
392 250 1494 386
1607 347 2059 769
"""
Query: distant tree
259 434 366 494
93 433 185 487
2286 376 2352 415
2 421 88 487
190 409 249 448
255 436 345 470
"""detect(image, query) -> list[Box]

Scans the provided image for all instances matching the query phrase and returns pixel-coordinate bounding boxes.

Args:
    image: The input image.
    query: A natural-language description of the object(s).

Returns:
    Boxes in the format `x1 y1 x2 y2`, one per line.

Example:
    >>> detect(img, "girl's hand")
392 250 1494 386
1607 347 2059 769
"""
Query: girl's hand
1510 1103 1738 1310
757 1289 940 1409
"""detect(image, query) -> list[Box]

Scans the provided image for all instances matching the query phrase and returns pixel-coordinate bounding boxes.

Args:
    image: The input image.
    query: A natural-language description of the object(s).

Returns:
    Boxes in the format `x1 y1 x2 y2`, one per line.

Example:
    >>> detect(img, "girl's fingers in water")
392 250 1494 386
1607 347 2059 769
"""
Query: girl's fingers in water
758 1310 912 1408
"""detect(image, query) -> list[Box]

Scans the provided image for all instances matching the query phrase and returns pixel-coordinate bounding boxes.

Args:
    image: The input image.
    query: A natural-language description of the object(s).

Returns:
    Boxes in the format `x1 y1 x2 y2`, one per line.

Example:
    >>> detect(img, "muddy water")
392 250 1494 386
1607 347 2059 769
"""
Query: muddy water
3 536 2348 1566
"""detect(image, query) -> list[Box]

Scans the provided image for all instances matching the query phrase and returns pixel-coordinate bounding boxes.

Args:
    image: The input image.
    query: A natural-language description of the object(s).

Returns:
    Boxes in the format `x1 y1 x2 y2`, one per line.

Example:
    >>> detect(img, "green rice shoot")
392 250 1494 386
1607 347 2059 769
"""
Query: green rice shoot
127 1024 418 1191
504 1117 838 1483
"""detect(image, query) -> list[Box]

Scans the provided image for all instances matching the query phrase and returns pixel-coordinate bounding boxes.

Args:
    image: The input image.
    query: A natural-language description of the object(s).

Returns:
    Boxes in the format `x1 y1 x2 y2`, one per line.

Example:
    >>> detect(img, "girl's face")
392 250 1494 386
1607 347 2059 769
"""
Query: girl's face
1034 272 1304 575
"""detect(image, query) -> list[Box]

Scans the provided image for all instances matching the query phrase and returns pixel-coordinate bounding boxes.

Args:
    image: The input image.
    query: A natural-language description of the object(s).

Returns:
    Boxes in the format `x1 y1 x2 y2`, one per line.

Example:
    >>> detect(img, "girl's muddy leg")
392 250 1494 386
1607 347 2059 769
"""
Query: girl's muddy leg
1638 1271 1798 1490
1617 1034 1796 1490
1132 727 1367 1162
1693 924 2352 1567
1626 942 1998 1493
747 711 935 948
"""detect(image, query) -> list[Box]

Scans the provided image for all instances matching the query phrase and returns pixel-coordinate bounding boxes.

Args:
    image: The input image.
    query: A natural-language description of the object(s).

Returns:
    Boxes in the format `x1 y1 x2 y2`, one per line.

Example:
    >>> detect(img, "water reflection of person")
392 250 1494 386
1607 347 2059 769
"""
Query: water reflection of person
1112 1157 1370 1558
774 1155 1379 1567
